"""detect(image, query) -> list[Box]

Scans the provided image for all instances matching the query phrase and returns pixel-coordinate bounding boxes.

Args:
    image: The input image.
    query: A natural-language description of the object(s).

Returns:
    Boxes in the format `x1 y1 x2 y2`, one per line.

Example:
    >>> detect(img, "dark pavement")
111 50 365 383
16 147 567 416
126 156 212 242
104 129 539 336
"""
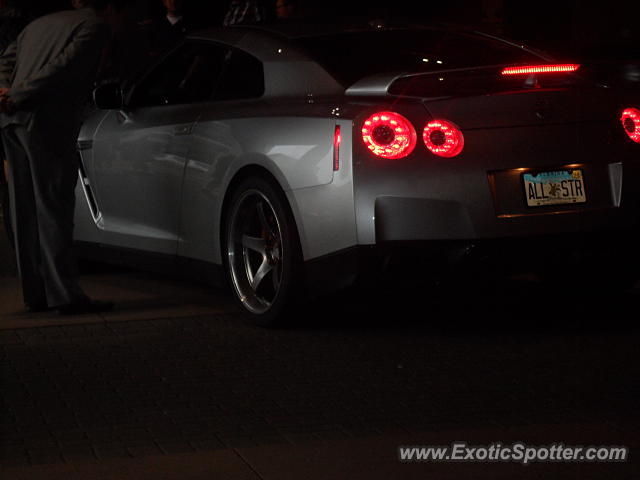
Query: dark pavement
0 215 639 479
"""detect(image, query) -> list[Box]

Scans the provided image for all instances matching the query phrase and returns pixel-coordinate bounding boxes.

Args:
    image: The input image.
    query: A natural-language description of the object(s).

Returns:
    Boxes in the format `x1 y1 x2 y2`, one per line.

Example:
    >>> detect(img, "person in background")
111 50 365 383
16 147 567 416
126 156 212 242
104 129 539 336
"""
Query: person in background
136 0 191 64
162 0 188 33
87 0 129 82
223 0 269 26
0 0 116 315
274 0 301 20
0 0 30 52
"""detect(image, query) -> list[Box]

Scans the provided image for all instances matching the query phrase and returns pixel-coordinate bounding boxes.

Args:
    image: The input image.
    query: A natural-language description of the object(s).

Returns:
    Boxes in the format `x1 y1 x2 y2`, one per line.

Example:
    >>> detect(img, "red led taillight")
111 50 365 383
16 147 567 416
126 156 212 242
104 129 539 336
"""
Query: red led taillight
333 125 341 171
422 120 464 158
621 108 640 144
361 112 416 159
501 64 580 75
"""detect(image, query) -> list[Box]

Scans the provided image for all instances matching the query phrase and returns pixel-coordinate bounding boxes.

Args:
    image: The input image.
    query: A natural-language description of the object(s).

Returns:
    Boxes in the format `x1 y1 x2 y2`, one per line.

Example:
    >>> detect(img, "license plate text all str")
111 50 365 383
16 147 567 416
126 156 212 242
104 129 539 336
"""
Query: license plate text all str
523 170 587 207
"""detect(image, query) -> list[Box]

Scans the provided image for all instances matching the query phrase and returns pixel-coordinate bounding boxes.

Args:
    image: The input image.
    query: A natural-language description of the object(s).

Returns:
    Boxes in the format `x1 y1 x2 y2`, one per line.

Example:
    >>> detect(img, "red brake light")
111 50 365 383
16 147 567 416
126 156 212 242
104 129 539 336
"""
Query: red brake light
621 108 640 143
333 125 341 171
501 64 580 75
361 112 416 159
423 120 464 158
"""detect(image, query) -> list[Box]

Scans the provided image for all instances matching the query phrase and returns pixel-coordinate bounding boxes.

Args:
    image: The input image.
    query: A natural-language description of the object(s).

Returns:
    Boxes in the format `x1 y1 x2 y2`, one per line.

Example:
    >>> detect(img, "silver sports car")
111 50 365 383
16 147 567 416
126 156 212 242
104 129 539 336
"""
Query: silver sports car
77 23 640 324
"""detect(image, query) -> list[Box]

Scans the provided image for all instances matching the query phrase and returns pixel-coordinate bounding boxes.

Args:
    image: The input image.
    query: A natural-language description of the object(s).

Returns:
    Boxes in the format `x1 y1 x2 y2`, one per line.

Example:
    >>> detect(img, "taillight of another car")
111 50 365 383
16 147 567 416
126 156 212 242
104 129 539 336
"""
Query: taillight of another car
361 112 417 159
621 108 640 144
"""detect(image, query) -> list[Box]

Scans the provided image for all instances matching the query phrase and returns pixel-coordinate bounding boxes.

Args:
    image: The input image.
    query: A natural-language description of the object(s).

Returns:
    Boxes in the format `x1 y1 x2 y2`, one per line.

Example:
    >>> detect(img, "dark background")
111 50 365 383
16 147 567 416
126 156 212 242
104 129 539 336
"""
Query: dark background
24 0 640 61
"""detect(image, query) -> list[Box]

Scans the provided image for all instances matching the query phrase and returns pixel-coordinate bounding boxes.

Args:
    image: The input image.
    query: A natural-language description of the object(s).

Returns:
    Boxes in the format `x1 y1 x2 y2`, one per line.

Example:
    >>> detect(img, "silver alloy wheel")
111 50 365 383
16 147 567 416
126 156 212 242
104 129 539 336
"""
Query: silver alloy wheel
227 189 284 315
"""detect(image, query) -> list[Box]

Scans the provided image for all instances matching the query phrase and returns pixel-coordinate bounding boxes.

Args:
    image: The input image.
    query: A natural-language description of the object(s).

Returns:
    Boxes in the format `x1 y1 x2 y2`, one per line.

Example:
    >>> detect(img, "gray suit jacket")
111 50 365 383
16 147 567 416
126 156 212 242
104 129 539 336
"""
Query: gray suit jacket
0 7 110 130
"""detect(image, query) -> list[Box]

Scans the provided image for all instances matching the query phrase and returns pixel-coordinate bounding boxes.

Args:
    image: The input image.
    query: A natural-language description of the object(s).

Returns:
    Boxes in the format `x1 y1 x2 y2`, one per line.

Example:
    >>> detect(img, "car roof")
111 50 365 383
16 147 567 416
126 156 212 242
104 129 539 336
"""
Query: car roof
233 20 467 39
187 20 541 60
190 20 477 42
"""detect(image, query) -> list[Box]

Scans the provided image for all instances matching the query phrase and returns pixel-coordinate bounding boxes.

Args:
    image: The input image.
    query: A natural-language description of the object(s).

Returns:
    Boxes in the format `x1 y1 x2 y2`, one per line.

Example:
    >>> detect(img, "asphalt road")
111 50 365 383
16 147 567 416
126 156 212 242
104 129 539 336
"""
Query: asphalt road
0 214 638 479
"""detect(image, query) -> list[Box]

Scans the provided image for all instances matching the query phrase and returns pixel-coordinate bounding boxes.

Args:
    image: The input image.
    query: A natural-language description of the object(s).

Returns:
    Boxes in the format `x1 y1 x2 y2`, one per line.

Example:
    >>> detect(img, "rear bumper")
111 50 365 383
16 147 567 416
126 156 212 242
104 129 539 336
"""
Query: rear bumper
374 195 640 242
375 197 475 241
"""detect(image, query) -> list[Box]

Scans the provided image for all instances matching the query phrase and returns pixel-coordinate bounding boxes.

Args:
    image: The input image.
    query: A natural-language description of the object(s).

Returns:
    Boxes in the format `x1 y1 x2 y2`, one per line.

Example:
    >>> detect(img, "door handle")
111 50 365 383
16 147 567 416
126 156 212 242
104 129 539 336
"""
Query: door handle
76 139 93 151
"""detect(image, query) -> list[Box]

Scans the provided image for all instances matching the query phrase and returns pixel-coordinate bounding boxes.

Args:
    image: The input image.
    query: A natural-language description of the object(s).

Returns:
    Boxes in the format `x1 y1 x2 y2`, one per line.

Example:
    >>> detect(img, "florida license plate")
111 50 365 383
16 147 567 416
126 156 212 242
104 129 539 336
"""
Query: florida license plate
523 169 587 207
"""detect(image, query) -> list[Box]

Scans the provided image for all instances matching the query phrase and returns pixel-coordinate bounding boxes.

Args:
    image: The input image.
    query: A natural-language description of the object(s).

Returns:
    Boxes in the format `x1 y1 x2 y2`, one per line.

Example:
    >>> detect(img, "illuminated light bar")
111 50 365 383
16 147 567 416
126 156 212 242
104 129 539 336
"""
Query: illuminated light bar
501 64 581 75
333 125 341 171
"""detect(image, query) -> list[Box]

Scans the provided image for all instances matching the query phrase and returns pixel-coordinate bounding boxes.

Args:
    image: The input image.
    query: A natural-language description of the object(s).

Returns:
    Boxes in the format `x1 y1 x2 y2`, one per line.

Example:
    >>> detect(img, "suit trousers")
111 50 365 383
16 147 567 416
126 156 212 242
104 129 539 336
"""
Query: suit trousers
2 120 86 307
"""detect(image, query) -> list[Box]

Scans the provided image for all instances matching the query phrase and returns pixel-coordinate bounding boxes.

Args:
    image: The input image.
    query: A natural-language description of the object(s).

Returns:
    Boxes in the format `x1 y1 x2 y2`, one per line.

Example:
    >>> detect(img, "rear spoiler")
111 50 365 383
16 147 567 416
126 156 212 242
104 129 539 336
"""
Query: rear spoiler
345 64 587 98
345 72 410 97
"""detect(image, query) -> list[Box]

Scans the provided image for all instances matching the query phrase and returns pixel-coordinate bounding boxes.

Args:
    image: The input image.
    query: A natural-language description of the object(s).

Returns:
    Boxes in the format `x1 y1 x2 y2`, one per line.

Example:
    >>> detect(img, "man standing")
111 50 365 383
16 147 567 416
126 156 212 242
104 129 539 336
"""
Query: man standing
0 0 32 249
135 0 191 68
160 0 189 36
0 0 115 314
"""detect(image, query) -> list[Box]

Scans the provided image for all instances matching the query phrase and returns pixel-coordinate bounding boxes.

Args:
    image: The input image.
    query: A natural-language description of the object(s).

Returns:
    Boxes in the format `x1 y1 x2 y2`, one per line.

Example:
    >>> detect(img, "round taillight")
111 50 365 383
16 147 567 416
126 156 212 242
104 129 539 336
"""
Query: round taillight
361 112 417 159
422 119 464 158
621 108 640 143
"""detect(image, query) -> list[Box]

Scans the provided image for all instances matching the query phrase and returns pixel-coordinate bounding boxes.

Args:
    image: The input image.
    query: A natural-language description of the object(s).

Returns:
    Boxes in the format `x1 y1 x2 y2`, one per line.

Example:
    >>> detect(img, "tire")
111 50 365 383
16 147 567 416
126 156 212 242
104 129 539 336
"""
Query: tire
222 176 303 327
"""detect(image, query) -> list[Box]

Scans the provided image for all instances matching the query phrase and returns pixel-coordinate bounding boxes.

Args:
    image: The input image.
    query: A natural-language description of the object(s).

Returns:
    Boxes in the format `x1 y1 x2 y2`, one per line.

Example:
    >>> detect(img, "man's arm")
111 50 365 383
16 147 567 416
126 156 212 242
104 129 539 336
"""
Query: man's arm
8 19 110 109
0 41 17 89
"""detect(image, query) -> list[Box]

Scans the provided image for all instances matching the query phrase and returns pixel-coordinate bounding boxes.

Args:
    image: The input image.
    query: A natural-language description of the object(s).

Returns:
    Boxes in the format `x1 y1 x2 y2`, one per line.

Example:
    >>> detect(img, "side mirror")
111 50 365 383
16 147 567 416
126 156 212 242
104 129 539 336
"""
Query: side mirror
93 82 124 110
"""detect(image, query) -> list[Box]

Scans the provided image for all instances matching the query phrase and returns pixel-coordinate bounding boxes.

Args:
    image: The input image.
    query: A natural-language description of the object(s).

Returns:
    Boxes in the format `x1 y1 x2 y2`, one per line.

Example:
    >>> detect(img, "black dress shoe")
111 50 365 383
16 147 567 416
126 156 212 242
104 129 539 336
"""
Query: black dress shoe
57 299 114 315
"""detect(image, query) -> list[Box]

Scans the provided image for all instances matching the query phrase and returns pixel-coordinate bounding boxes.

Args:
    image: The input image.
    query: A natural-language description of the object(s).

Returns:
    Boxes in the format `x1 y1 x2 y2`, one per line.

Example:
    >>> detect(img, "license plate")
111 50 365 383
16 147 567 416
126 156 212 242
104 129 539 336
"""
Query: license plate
523 169 586 207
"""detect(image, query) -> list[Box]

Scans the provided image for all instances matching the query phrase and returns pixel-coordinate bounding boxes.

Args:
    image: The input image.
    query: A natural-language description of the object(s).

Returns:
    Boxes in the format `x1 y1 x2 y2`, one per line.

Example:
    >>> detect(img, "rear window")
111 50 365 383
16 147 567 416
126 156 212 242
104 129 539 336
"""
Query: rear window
297 29 544 86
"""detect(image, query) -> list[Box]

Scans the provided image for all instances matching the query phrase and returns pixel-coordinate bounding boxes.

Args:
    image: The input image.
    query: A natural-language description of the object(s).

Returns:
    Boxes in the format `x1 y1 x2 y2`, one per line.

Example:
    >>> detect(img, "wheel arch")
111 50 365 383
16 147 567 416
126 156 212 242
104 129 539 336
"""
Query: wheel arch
219 165 307 260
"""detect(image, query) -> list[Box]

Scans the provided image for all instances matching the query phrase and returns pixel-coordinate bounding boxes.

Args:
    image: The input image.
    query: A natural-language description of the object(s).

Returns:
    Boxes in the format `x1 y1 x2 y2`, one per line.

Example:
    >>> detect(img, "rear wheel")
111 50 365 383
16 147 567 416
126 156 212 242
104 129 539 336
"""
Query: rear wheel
223 177 303 327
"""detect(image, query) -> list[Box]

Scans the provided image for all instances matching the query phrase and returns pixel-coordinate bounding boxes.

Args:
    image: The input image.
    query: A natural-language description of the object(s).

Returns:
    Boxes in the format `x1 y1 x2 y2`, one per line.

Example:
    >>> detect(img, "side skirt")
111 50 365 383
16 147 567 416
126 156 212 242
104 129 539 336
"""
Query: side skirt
74 241 226 288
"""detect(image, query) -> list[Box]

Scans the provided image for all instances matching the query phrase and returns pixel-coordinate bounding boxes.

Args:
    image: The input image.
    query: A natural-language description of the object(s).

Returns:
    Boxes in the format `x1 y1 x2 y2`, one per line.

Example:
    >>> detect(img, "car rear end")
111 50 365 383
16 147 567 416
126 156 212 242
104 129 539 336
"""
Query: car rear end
299 27 640 283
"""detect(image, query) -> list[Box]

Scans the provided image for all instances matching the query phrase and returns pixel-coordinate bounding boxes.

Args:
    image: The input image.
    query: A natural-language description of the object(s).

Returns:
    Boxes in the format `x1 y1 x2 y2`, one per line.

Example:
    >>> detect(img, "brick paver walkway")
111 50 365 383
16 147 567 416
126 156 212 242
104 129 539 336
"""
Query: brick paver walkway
1 280 638 472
